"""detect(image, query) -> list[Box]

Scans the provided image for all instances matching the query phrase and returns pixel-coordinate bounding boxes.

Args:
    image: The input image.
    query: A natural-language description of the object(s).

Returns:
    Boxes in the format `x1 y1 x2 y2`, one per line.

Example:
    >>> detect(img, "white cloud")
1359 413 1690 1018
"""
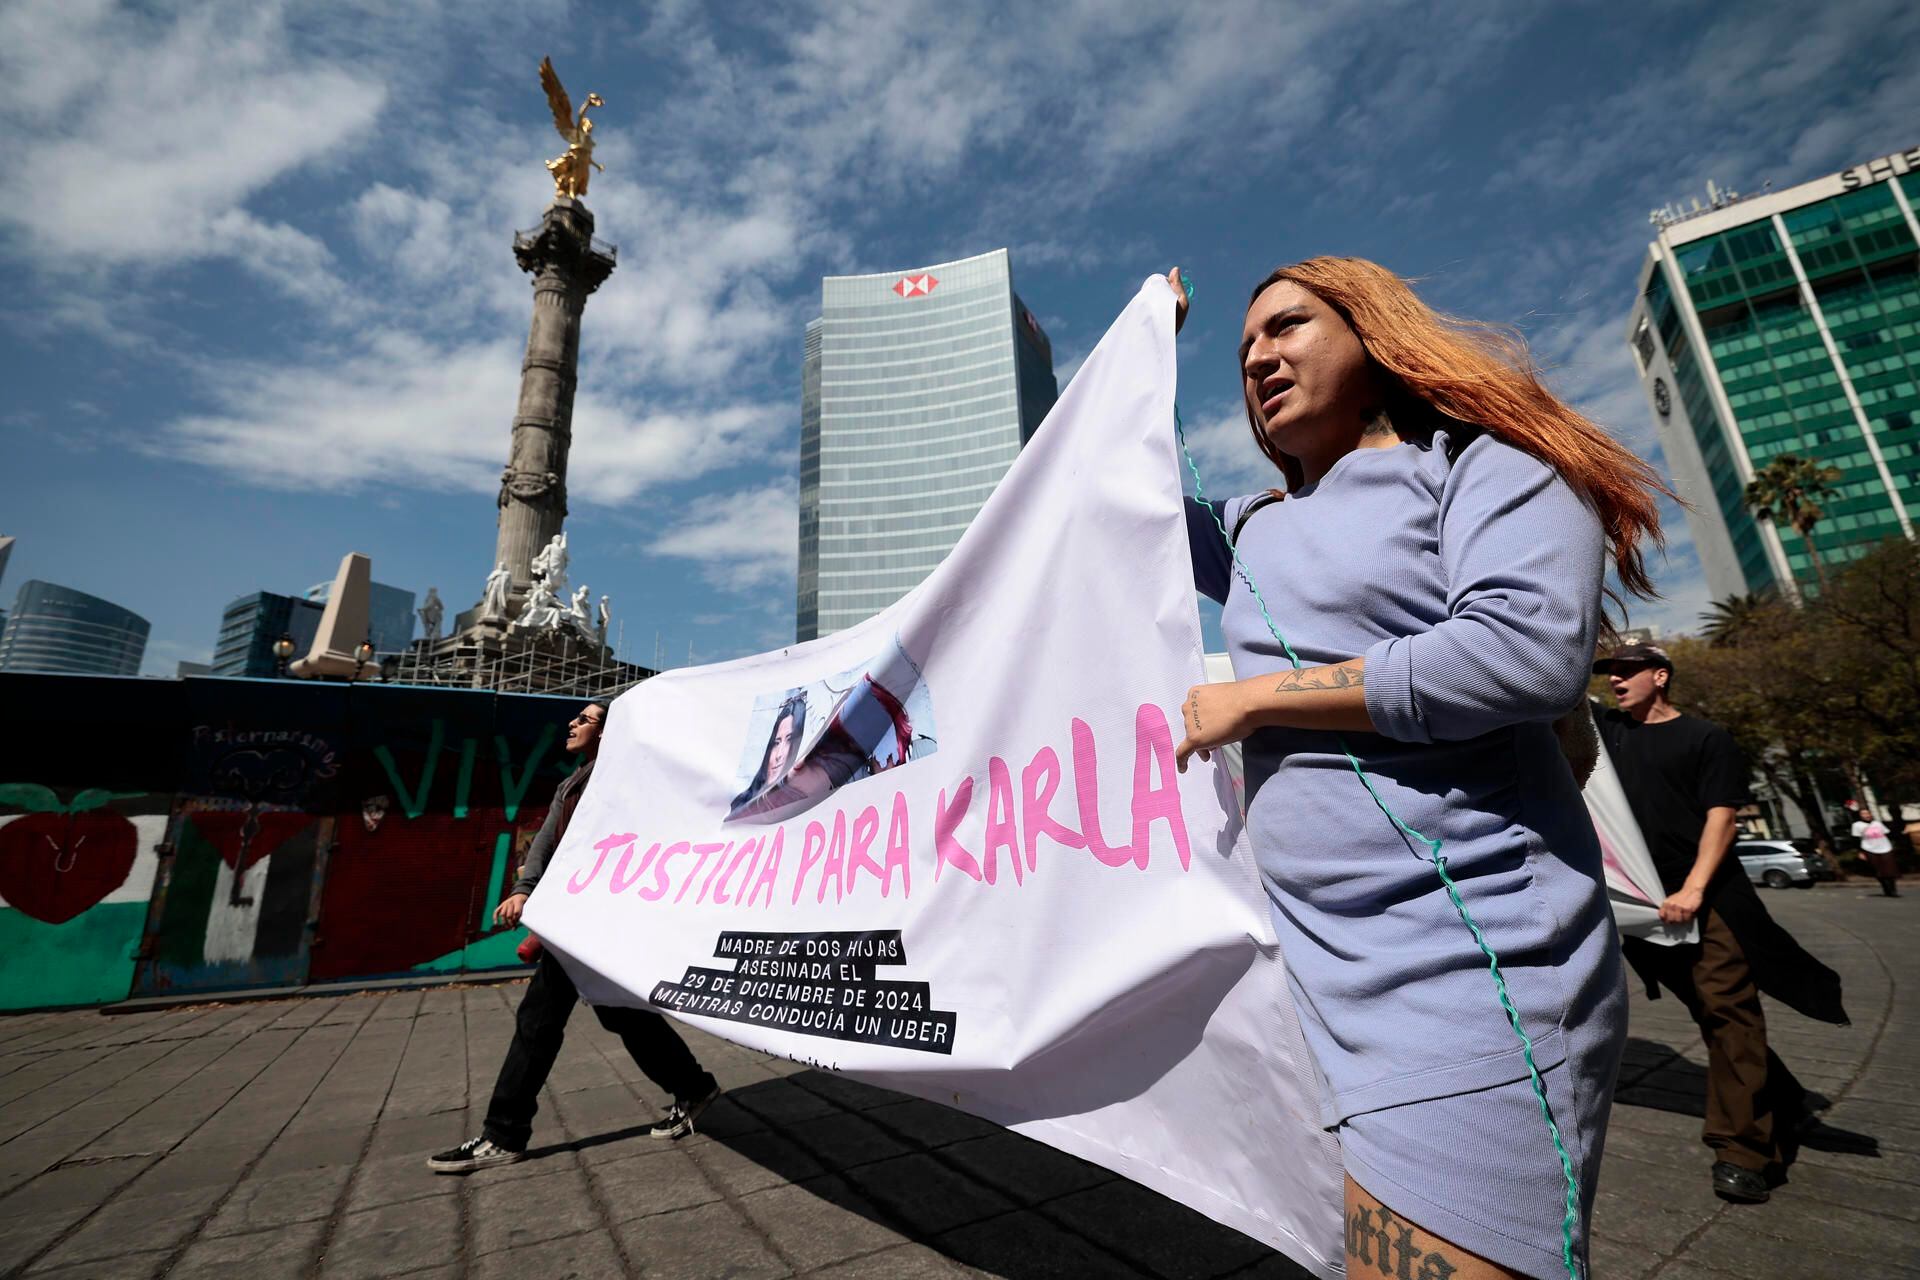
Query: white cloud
0 0 382 305
650 480 799 592
156 334 787 503
1176 401 1279 498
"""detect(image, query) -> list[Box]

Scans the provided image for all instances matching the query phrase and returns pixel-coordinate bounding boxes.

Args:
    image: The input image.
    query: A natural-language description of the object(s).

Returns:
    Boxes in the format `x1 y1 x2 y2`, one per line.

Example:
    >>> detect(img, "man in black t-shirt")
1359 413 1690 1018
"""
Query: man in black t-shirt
1595 644 1810 1205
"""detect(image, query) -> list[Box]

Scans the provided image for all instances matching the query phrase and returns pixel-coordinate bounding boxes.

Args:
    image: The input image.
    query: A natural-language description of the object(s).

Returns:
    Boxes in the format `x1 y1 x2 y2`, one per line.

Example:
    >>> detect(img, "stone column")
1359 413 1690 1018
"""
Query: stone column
492 195 616 607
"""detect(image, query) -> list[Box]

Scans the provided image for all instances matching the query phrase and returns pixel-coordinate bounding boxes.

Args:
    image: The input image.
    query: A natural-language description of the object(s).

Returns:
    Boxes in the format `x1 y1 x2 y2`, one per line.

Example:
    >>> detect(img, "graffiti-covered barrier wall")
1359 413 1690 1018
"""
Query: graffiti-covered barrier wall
0 673 605 1011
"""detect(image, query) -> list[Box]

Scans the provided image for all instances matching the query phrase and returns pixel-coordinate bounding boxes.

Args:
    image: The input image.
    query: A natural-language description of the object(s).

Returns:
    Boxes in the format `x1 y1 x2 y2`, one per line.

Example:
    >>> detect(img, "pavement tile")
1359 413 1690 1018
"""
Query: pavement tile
1042 1179 1271 1280
0 1207 87 1274
1585 1233 1666 1280
692 1130 828 1196
367 1109 470 1160
862 1098 1000 1149
169 1219 328 1279
30 1182 225 1269
939 1132 1113 1206
1589 1191 1706 1254
22 1247 170 1278
787 1071 900 1113
252 1123 373 1175
471 1166 605 1255
1678 1214 1920 1279
591 1147 724 1222
799 1241 976 1278
0 1155 156 1217
936 1208 1153 1279
127 1140 259 1192
735 1176 907 1273
205 1163 353 1237
732 1079 845 1127
782 1112 914 1171
320 1195 462 1279
614 1199 791 1278
1778 1160 1920 1221
841 1153 1012 1237
470 1229 627 1280
345 1150 463 1212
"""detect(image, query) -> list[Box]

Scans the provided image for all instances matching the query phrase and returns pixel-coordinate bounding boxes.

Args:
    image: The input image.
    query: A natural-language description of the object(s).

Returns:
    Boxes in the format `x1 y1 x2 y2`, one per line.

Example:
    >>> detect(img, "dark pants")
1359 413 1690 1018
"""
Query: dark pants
1628 908 1806 1171
482 951 718 1153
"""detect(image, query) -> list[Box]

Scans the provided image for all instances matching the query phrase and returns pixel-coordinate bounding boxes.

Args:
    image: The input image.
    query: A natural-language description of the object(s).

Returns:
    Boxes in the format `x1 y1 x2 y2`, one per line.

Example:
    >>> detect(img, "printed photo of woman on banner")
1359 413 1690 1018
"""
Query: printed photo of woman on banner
726 634 937 824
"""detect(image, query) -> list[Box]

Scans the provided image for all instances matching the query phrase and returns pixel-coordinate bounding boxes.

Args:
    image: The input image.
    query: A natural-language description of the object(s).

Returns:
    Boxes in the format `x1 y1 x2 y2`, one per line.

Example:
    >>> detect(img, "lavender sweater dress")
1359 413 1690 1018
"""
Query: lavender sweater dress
1186 428 1626 1279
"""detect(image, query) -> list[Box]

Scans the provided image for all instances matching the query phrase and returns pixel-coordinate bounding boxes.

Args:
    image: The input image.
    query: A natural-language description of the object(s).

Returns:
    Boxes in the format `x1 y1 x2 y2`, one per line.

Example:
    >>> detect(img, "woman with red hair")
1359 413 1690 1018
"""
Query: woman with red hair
1172 260 1666 1279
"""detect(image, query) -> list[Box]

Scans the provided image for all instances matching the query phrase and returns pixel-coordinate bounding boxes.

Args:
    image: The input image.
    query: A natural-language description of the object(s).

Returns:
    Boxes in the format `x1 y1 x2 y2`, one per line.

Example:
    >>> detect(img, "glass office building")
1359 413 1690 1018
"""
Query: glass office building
797 248 1058 640
306 579 416 654
0 581 149 676
1627 145 1920 600
212 591 325 678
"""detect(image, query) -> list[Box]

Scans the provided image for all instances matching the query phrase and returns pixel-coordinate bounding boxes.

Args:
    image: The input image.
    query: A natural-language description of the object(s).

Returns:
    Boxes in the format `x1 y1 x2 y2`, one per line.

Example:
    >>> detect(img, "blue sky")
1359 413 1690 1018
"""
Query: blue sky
2 0 1916 675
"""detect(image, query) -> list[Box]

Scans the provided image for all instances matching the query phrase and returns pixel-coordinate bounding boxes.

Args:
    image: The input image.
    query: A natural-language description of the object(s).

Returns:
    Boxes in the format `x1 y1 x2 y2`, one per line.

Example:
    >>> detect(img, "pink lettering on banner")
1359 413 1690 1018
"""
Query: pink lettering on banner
676 842 727 904
695 839 735 904
934 777 981 882
568 832 633 893
1021 747 1085 872
1071 718 1140 869
1132 703 1192 871
819 811 848 904
794 821 827 905
747 828 783 907
983 756 1021 886
640 840 690 901
882 791 912 898
609 839 660 893
711 837 757 905
847 805 885 898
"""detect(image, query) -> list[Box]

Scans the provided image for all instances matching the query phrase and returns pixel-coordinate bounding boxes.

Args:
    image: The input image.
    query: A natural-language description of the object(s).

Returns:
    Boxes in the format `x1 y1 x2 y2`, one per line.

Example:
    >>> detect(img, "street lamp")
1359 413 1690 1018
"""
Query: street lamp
272 634 295 678
352 637 376 683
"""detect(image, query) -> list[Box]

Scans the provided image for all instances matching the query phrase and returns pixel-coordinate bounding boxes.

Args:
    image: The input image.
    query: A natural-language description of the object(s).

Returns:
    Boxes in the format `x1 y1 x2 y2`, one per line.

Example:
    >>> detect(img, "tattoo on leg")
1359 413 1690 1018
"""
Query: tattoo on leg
1274 665 1364 695
1346 1202 1456 1280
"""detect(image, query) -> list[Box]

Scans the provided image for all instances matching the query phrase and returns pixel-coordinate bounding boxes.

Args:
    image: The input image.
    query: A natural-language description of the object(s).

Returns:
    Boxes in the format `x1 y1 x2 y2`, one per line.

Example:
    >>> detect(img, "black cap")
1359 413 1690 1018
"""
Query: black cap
1593 643 1673 675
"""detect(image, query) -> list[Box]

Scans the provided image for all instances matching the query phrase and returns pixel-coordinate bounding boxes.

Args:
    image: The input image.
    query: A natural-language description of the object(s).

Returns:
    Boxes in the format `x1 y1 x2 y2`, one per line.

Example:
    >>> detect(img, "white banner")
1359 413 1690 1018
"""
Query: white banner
525 277 1344 1275
1584 709 1696 946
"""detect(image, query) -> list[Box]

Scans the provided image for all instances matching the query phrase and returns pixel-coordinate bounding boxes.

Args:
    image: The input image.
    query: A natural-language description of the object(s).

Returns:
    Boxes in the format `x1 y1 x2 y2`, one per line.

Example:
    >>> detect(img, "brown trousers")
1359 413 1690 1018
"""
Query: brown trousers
1634 908 1803 1170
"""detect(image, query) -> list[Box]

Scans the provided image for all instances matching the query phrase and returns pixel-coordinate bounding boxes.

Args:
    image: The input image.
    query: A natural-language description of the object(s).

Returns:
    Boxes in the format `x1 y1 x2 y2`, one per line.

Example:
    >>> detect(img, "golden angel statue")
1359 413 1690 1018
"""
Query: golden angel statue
539 56 604 198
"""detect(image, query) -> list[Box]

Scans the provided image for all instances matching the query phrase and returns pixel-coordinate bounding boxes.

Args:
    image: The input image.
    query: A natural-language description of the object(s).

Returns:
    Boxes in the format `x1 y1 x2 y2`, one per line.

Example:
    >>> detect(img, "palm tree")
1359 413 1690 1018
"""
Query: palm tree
1698 591 1778 647
1744 454 1842 592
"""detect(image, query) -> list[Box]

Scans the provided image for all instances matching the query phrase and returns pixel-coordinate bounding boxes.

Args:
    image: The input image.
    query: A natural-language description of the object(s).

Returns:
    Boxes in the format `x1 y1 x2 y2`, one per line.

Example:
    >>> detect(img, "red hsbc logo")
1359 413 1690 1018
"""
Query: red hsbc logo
892 274 939 297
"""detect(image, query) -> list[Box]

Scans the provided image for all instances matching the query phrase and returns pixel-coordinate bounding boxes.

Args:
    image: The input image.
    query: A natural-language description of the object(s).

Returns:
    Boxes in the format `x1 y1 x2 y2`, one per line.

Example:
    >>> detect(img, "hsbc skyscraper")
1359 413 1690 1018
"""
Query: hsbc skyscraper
796 248 1058 640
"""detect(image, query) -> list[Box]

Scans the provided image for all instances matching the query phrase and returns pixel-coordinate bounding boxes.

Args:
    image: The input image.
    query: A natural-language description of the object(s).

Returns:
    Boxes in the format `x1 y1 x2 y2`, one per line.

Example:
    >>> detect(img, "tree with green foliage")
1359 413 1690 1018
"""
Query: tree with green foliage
1698 591 1777 648
1743 454 1842 591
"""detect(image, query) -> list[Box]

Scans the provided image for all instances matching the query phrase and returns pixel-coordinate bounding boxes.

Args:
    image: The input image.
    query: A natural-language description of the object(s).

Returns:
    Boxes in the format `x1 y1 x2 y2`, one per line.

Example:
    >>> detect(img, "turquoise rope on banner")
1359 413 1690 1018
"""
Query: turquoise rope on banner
1173 272 1581 1280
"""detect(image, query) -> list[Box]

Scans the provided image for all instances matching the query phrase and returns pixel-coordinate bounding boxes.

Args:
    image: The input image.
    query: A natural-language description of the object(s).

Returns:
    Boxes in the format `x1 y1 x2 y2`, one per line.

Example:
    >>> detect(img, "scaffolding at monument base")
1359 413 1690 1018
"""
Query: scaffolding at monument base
382 631 656 699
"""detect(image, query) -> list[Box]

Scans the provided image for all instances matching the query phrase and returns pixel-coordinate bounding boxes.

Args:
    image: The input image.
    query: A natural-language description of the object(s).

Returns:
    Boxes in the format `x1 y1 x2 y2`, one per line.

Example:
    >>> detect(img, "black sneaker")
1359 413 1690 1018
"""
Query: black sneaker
1712 1160 1769 1203
648 1085 722 1139
427 1136 524 1174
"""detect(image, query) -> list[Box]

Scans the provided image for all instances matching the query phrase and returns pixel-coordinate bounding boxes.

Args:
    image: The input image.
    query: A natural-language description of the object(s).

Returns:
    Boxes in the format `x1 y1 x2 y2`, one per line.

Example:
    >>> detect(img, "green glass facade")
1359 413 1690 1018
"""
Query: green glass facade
1636 167 1920 597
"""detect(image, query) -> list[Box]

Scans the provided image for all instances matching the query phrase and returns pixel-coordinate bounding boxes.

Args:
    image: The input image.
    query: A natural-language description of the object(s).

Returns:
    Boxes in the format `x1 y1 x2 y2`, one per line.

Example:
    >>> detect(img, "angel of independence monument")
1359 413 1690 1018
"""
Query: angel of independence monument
393 58 650 696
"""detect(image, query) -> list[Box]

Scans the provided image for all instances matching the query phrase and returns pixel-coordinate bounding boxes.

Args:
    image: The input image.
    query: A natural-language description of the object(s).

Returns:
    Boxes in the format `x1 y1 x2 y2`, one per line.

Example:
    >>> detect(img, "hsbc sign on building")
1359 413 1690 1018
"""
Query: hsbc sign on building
799 249 1059 641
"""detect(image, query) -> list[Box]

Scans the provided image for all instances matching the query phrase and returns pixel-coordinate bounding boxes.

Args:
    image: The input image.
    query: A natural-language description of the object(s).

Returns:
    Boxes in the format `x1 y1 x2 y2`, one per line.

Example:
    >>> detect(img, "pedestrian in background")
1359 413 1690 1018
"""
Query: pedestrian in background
1596 644 1848 1204
1852 810 1900 898
429 701 721 1173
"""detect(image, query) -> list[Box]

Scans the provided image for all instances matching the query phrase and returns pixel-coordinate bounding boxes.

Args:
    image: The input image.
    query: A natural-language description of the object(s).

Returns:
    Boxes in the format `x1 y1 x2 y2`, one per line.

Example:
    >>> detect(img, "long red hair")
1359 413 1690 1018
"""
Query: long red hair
1246 257 1669 604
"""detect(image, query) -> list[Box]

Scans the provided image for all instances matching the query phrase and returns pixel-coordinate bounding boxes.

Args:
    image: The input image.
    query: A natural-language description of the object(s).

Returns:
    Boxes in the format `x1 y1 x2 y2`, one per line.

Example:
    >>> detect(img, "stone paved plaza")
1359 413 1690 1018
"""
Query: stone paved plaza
0 887 1911 1279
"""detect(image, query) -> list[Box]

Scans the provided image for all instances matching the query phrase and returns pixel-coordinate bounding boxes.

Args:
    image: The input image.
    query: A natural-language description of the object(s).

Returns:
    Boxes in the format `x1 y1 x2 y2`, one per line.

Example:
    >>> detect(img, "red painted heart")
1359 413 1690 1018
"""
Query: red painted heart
0 812 139 925
184 810 311 874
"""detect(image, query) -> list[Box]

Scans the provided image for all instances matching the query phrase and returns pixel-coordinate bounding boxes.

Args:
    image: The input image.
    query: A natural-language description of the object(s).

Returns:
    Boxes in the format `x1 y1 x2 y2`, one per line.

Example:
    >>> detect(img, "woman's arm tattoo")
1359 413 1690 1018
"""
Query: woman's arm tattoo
1274 665 1364 695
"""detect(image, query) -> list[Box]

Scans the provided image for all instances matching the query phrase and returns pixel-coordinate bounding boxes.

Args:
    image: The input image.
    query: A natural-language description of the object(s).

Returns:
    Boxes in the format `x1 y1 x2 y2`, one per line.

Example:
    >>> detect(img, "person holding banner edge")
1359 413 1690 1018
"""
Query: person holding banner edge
1166 261 1668 1279
428 701 722 1174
